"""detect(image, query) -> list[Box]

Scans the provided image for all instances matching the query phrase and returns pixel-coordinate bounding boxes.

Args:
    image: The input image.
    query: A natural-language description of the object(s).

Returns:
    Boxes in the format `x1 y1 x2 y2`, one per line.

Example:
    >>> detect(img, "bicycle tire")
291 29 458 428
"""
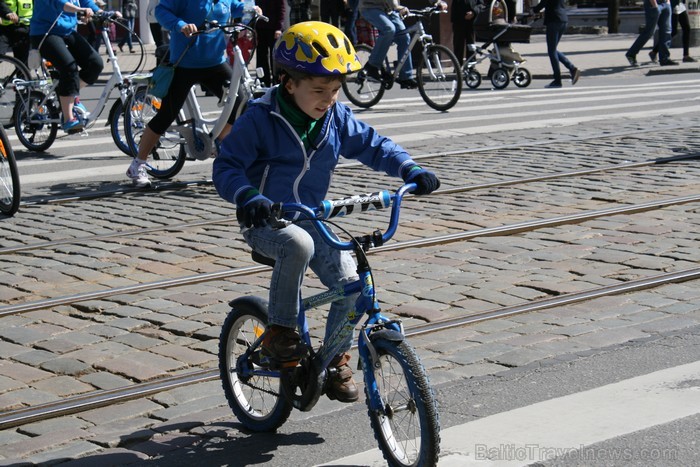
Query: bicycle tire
0 126 20 216
124 85 186 179
341 44 384 108
108 98 131 155
365 338 440 467
219 298 293 432
111 20 146 75
416 44 462 111
0 54 31 129
13 90 59 152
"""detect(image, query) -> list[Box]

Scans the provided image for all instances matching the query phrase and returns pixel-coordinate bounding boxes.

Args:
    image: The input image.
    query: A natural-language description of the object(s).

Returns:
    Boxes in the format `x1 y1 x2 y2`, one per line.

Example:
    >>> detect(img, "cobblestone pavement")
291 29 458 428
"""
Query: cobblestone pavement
1 110 699 462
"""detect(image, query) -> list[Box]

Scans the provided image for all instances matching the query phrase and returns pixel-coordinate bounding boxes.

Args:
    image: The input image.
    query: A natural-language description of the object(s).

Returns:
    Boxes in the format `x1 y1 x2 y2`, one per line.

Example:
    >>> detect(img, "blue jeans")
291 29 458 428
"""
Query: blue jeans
344 0 359 45
627 0 671 60
118 18 135 50
545 21 574 82
242 222 359 353
361 8 413 80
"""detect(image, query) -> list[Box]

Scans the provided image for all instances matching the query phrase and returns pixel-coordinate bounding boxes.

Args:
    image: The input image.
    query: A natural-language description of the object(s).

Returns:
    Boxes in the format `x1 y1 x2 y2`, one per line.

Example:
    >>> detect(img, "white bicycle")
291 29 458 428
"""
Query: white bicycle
123 16 266 179
12 11 146 154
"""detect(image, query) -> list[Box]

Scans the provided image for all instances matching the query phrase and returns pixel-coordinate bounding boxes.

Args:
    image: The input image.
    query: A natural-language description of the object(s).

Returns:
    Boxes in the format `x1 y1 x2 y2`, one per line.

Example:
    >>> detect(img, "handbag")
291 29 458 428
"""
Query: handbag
148 41 192 99
674 2 686 14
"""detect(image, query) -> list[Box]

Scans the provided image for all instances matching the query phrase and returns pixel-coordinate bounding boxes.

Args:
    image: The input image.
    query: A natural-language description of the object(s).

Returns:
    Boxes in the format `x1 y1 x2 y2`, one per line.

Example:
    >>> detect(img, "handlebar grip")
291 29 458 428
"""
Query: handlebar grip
318 191 391 220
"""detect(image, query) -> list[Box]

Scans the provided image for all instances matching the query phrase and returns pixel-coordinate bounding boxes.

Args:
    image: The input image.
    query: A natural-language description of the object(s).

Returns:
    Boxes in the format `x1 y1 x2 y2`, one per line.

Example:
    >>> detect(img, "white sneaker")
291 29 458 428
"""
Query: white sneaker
126 159 151 187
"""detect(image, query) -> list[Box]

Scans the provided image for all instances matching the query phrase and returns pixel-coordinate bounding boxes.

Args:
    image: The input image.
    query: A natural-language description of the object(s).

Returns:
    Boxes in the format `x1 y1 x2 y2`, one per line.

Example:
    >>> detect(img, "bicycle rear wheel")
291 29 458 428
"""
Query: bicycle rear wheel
0 55 31 129
13 90 59 152
416 44 462 111
0 126 20 216
219 298 293 432
341 44 384 108
365 338 440 467
124 85 186 179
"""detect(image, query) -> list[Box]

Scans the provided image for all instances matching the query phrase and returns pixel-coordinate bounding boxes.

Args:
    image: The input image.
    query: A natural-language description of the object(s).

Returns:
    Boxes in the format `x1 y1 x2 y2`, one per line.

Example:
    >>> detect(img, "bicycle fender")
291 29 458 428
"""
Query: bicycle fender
227 295 268 313
106 100 120 127
369 329 404 343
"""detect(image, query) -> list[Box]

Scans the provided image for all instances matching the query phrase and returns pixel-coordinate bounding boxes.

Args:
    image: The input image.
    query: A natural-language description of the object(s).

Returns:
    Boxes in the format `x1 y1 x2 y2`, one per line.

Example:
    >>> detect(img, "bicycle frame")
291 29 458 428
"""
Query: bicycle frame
171 21 260 159
386 16 431 82
238 184 415 412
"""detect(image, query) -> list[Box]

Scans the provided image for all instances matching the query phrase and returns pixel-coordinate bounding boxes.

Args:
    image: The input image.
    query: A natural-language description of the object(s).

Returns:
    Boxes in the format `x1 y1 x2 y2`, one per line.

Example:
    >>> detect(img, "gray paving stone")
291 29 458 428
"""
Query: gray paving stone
79 399 164 425
40 358 93 376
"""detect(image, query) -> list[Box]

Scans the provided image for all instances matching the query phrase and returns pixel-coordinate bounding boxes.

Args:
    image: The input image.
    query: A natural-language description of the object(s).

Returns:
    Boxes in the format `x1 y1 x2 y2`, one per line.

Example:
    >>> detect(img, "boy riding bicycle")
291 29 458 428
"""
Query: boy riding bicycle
213 22 440 403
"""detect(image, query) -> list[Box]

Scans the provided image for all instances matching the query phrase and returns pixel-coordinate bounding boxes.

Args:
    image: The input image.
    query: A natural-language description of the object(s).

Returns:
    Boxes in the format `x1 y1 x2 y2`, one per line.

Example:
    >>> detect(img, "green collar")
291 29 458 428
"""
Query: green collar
276 87 324 151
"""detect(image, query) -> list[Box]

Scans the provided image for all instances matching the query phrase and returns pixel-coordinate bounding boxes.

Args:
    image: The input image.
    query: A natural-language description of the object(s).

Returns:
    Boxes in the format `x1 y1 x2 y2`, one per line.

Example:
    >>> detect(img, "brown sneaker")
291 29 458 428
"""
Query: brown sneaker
326 353 359 403
261 325 308 367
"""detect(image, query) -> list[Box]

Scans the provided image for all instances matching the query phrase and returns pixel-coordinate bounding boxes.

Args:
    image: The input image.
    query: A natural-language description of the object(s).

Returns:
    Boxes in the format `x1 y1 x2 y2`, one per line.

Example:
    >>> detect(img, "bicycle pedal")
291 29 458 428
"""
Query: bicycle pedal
272 359 300 370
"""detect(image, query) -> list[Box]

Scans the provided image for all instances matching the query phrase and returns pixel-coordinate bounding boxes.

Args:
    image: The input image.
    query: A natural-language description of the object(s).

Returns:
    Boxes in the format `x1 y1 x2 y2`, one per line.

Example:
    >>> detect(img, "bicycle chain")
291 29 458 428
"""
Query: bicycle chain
240 377 281 398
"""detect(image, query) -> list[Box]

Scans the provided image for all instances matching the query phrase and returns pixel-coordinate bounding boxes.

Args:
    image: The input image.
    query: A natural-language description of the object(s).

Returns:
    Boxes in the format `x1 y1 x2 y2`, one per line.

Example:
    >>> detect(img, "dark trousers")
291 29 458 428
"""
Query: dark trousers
148 63 234 135
256 29 276 87
32 32 103 97
0 25 30 66
452 20 477 65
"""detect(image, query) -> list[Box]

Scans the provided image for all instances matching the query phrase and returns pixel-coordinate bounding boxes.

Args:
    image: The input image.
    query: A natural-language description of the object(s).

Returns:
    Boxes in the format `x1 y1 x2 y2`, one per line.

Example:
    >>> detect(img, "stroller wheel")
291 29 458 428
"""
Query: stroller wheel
491 68 510 90
465 69 481 89
513 68 532 88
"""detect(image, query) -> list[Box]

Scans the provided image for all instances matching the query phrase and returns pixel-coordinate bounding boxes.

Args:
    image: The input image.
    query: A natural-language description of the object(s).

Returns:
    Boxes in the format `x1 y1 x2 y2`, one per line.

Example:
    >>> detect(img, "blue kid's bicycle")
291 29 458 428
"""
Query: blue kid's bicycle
218 184 440 466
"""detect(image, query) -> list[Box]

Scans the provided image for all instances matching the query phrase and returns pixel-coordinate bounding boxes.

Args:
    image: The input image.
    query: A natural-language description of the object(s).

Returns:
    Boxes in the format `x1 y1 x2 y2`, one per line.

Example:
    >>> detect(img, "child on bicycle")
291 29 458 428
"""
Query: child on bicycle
213 22 440 403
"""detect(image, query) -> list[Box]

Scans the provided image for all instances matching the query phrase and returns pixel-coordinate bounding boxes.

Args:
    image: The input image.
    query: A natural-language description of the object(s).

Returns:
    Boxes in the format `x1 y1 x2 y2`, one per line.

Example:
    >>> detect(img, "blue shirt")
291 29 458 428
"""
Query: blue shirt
156 0 244 68
30 0 100 37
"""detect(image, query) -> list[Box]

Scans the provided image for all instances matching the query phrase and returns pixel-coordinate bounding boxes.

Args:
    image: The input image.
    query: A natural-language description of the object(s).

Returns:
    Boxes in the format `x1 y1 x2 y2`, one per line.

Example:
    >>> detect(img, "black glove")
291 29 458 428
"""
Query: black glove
237 193 273 228
404 166 441 195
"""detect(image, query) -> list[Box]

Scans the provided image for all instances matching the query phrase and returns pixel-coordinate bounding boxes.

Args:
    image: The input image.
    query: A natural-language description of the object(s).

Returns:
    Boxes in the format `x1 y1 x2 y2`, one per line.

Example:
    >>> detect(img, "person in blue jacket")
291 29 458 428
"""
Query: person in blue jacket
30 0 111 132
126 0 261 187
212 22 440 403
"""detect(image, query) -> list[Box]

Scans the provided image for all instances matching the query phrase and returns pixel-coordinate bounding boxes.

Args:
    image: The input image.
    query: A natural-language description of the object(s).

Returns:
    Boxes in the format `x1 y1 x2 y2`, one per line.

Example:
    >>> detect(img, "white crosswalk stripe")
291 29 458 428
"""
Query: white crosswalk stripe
10 78 700 189
322 360 700 466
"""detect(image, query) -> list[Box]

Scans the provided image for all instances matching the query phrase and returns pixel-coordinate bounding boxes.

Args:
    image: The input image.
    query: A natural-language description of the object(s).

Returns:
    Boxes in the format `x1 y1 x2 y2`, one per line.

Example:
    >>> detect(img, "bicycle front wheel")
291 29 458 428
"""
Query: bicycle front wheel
108 98 131 155
13 90 59 152
0 54 31 129
416 44 462 111
124 85 186 179
0 127 20 216
342 44 384 108
219 299 293 432
365 338 440 467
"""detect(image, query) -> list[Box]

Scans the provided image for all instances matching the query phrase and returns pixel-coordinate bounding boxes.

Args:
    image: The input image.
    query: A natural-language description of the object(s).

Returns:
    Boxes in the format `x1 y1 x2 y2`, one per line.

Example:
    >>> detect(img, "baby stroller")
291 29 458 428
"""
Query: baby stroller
463 0 532 89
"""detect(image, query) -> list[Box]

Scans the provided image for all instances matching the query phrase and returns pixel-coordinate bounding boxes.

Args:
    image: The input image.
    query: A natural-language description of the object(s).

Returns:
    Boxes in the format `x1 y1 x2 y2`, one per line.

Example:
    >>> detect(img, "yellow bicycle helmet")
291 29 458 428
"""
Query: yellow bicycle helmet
273 21 362 76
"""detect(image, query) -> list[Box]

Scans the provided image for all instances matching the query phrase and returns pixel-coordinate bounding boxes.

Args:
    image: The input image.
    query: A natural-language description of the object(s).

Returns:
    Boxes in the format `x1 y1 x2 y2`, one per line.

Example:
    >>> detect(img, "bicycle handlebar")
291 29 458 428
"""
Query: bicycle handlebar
405 6 445 18
270 184 417 251
195 15 269 36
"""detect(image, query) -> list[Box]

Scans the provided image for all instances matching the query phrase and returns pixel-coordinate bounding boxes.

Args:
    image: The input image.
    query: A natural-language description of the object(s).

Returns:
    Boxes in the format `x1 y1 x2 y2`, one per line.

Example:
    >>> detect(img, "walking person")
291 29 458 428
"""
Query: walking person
450 0 484 65
287 0 309 25
532 0 580 88
321 0 343 27
255 0 284 87
649 0 695 63
625 0 675 66
212 22 440 401
118 0 137 53
343 0 358 44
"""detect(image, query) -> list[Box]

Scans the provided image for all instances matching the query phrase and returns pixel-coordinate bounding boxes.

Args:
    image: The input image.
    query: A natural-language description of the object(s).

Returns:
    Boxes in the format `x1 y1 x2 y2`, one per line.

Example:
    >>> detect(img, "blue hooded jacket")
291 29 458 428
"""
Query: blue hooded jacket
156 0 244 68
30 0 100 37
213 86 416 209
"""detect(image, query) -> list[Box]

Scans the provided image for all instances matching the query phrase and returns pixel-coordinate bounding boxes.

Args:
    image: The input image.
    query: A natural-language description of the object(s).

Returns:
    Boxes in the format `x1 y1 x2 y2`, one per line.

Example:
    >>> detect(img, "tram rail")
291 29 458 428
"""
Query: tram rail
1 266 697 431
